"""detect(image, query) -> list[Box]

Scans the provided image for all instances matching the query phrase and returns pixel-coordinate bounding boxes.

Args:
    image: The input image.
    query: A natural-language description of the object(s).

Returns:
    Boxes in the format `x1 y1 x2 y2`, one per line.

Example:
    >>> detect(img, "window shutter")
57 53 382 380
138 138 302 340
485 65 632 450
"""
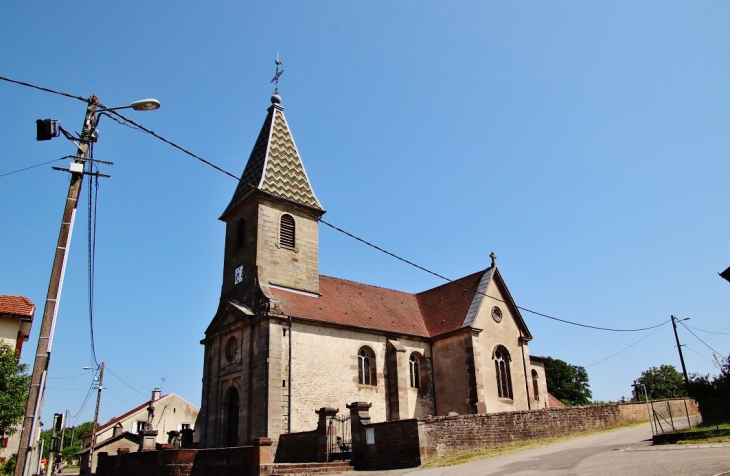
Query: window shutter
280 215 295 248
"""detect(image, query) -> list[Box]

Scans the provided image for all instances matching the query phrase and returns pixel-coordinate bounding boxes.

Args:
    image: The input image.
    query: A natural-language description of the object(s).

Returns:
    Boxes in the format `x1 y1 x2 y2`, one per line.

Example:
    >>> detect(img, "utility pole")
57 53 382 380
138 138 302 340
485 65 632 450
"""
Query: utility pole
59 410 68 452
89 362 105 474
671 315 690 386
15 96 99 476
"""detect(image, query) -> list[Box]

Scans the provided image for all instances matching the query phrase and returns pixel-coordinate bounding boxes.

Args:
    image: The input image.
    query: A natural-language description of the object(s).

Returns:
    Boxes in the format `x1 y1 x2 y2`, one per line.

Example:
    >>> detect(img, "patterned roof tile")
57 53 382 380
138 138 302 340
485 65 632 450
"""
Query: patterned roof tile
222 101 322 219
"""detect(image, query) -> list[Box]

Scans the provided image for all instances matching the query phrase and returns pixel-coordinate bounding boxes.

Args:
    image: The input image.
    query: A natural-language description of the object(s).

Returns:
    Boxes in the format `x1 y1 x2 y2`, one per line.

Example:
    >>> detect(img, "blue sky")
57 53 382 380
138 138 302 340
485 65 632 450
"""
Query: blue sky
1 2 729 427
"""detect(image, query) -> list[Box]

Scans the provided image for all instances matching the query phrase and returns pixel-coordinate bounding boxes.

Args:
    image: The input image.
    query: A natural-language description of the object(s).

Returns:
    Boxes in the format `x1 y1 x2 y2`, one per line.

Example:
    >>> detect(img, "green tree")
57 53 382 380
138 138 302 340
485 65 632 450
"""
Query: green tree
631 365 686 401
0 453 17 476
0 343 30 438
544 357 592 406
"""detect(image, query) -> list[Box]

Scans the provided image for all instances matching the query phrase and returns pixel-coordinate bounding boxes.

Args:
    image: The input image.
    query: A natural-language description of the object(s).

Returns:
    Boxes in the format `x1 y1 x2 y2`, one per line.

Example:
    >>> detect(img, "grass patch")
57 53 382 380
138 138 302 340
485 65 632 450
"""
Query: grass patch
688 422 730 432
420 422 647 469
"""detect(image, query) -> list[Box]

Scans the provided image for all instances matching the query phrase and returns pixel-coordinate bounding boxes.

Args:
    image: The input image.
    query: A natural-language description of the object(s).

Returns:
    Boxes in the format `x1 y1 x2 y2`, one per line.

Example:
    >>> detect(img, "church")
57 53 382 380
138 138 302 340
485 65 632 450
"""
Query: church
197 92 550 451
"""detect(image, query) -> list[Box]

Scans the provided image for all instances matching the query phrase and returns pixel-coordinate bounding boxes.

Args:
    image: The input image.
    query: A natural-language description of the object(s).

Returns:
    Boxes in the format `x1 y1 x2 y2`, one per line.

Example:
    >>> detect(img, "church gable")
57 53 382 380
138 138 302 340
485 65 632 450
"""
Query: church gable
471 268 532 341
204 300 254 336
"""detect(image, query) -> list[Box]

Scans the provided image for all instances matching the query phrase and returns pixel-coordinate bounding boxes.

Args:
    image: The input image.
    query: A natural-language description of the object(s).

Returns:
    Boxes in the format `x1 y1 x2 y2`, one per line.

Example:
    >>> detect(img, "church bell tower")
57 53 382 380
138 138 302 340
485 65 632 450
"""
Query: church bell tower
218 93 325 309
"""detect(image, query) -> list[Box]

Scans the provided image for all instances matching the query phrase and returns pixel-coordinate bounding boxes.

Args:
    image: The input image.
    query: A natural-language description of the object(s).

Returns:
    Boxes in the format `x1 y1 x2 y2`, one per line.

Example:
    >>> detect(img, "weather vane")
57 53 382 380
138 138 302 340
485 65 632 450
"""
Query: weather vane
271 53 284 95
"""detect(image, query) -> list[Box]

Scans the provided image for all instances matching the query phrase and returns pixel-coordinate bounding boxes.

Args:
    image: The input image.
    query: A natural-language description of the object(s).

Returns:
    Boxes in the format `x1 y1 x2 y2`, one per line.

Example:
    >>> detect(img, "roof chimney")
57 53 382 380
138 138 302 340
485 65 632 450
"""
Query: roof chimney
152 388 161 401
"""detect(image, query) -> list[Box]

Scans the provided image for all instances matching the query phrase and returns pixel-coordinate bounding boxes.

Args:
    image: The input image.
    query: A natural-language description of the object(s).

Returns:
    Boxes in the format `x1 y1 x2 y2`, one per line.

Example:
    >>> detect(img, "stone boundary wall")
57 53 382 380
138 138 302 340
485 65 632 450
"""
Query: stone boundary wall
418 398 699 462
618 398 698 424
420 405 621 460
353 419 422 471
275 430 319 463
95 438 272 476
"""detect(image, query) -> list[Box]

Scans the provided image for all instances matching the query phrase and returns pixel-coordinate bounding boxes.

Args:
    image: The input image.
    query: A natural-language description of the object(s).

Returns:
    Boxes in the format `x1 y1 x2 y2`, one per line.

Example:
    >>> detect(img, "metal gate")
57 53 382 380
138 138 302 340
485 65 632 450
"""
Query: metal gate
326 414 352 461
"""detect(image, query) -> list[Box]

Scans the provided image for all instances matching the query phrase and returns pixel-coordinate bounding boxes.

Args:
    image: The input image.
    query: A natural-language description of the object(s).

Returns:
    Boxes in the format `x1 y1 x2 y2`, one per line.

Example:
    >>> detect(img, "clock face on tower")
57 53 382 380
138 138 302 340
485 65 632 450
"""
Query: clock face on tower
234 266 243 285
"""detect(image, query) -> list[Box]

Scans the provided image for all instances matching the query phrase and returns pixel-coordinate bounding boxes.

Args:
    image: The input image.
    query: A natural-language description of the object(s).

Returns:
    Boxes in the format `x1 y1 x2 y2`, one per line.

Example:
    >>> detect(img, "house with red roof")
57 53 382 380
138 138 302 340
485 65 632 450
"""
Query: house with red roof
0 294 34 355
198 93 552 455
0 294 35 461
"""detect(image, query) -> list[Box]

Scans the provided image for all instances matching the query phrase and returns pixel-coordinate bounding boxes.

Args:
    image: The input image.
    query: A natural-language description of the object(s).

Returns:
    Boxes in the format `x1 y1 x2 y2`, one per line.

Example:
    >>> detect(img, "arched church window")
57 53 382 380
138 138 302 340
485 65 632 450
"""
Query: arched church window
358 347 376 386
409 353 421 388
235 218 246 251
225 388 239 447
280 214 295 248
494 346 513 399
532 369 539 400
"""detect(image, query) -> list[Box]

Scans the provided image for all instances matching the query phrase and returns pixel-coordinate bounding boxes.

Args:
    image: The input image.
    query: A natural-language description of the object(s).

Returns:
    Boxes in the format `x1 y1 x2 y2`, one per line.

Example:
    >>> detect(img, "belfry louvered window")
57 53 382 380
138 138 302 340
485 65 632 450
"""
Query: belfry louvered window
235 218 246 251
280 214 295 248
494 346 513 399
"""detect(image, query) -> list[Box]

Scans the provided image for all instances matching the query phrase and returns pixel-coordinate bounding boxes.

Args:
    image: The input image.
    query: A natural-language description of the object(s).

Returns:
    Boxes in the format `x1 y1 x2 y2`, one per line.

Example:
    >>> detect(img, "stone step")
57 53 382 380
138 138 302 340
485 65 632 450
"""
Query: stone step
270 461 354 475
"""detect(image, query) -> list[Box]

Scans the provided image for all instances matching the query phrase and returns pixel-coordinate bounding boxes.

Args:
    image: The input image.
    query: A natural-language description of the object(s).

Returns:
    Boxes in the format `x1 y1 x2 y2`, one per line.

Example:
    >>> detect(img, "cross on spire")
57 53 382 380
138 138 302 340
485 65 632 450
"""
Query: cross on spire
271 53 284 95
490 252 497 268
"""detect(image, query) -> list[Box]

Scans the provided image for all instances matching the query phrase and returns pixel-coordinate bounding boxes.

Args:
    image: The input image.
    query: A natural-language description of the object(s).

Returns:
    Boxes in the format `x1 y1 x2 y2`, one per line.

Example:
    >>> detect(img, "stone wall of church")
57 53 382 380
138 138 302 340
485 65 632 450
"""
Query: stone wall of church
287 322 433 432
256 199 319 295
530 360 550 409
474 280 531 413
432 334 474 415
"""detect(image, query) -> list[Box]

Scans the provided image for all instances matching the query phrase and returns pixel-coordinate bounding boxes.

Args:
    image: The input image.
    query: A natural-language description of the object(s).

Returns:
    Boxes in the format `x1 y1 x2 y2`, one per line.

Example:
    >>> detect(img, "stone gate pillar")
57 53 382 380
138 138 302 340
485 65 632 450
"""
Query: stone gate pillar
315 407 338 462
346 402 371 466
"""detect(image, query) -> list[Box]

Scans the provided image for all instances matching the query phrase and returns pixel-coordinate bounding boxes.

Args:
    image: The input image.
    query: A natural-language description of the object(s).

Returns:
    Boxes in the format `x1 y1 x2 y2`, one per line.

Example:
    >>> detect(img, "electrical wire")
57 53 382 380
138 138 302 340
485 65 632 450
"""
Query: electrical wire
69 371 98 421
109 109 666 332
87 142 99 366
0 76 89 103
105 366 149 399
685 324 730 337
0 157 70 178
103 387 136 408
48 371 92 380
0 75 668 333
683 345 716 364
678 320 724 358
585 320 671 368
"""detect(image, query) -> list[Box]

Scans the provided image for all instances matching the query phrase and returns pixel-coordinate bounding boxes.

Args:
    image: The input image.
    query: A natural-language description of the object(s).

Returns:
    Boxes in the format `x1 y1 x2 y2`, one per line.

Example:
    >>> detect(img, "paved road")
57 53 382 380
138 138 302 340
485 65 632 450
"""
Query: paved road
350 424 730 476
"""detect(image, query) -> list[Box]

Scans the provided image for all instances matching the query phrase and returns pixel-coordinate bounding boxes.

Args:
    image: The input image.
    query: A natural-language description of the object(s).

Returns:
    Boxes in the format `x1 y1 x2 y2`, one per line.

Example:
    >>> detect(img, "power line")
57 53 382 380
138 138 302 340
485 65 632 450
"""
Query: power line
110 109 665 332
87 144 100 366
679 320 724 358
69 371 98 421
585 320 671 368
1 75 667 333
0 75 89 103
105 366 149 399
48 371 92 380
686 324 730 337
683 345 716 364
0 156 70 178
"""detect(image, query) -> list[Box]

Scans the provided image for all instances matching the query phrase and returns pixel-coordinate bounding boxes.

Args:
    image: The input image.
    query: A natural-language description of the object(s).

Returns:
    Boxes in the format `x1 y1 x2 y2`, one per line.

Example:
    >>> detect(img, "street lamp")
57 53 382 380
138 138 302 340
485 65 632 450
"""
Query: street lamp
36 98 161 141
101 98 161 112
16 96 159 476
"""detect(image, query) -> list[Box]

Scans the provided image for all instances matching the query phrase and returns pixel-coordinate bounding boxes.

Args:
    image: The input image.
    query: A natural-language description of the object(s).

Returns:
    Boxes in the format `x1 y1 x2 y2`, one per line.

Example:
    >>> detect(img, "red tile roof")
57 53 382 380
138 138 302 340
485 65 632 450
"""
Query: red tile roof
548 393 567 408
270 270 487 338
417 271 484 336
0 295 35 319
271 276 429 337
